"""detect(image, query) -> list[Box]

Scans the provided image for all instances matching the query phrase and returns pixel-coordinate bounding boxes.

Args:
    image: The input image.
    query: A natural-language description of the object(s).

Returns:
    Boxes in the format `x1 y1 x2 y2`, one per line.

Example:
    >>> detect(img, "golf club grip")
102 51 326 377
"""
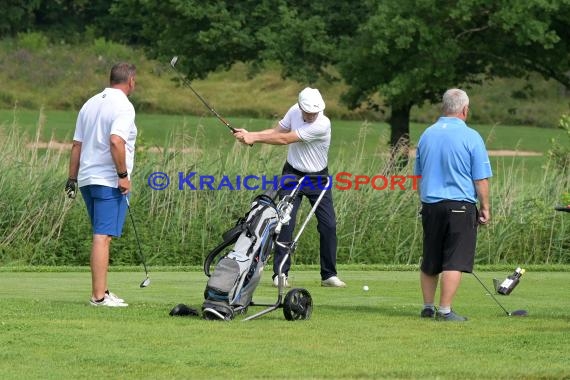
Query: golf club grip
217 117 236 133
218 119 252 146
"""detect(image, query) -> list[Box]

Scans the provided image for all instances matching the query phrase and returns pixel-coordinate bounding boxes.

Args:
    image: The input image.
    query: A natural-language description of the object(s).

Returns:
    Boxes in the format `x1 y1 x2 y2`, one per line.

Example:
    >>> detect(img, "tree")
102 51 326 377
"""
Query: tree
0 0 41 37
33 0 111 41
109 0 570 155
254 1 369 83
109 0 370 79
338 0 570 149
109 0 277 79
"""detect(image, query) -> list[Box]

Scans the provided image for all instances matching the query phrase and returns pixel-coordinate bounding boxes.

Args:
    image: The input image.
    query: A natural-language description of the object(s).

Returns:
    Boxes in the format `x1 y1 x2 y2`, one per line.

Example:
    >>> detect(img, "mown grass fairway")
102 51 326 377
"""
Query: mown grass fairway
0 268 568 379
1 109 565 152
0 108 561 182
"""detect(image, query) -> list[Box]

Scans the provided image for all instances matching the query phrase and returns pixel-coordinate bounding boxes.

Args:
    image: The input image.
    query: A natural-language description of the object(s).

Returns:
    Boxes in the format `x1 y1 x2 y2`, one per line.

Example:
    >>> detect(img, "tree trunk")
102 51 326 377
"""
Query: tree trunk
387 103 412 170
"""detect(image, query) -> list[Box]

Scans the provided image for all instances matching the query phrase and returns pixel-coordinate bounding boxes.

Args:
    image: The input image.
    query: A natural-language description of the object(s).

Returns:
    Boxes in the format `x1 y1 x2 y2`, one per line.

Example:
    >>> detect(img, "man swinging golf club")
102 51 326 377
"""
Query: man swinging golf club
234 88 346 288
65 62 138 307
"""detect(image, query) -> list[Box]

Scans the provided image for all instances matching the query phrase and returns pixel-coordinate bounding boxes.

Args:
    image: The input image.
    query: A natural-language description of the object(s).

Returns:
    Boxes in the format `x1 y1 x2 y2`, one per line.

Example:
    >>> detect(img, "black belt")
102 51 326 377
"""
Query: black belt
282 161 329 176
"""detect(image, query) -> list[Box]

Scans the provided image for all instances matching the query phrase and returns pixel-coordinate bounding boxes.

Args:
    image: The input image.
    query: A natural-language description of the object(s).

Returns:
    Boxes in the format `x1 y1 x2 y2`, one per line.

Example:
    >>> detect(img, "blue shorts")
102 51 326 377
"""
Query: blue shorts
80 185 128 237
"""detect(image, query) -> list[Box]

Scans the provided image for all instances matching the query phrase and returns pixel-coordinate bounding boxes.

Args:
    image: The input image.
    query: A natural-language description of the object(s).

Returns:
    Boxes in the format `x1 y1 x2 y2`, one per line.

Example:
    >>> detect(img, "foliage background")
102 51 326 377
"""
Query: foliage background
0 32 568 127
0 109 568 267
0 15 568 267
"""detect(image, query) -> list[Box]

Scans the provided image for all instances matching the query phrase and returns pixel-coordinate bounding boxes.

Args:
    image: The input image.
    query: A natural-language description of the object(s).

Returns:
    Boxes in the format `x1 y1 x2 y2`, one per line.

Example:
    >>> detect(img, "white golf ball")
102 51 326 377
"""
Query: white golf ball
363 285 369 291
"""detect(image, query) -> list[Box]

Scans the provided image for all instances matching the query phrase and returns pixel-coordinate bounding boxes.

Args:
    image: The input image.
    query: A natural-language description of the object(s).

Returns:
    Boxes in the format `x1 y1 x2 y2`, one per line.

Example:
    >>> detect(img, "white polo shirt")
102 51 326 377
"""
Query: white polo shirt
279 104 331 173
73 88 137 188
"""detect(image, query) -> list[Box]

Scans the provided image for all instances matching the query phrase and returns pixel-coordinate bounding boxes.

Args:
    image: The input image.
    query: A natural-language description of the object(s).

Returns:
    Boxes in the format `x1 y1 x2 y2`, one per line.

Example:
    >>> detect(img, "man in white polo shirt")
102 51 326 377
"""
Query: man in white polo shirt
65 62 138 307
234 87 346 288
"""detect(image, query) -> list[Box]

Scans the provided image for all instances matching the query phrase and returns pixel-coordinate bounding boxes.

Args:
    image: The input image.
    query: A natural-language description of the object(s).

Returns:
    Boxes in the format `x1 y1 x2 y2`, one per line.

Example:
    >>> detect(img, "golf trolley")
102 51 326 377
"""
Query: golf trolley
201 175 330 321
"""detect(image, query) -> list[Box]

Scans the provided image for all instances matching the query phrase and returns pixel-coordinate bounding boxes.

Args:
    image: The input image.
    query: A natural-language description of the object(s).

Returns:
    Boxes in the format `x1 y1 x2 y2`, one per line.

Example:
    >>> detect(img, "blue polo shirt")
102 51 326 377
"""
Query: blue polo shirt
414 117 492 204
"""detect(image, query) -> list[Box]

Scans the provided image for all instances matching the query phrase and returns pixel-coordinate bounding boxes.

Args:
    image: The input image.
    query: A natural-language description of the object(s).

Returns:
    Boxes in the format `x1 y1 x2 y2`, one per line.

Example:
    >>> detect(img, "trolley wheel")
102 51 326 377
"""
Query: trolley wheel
283 288 313 321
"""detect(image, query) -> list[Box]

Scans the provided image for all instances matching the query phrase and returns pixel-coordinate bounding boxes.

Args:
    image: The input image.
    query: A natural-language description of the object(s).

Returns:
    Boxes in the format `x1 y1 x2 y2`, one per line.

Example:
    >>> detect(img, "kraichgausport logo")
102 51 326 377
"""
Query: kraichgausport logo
147 172 420 191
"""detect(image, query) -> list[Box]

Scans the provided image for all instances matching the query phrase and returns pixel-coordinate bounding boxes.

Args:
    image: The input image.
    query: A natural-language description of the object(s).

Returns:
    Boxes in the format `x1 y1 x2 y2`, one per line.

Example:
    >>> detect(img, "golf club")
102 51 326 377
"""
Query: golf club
471 271 527 317
169 56 236 133
126 197 151 288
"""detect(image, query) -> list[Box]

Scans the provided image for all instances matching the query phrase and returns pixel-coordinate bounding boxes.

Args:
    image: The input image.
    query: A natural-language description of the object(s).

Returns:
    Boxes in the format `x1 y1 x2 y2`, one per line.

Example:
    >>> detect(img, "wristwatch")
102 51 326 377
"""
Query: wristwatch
117 171 128 179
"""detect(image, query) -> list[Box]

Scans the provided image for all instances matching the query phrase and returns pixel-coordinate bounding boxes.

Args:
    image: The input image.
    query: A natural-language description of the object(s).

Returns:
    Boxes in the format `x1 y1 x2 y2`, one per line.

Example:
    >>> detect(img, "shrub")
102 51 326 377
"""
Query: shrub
548 114 570 177
16 32 49 51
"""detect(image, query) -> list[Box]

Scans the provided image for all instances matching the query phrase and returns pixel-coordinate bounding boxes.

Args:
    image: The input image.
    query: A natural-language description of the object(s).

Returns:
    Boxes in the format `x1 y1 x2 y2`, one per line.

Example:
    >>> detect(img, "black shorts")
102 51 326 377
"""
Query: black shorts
420 201 478 275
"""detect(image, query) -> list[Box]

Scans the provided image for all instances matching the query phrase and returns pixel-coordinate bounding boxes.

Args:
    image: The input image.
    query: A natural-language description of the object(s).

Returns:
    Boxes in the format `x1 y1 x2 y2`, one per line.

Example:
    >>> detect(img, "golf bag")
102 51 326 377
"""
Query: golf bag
202 192 280 320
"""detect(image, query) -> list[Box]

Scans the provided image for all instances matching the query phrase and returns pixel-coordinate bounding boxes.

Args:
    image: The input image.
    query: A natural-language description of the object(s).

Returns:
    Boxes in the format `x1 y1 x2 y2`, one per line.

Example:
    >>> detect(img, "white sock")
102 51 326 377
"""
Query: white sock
439 306 451 314
423 304 435 310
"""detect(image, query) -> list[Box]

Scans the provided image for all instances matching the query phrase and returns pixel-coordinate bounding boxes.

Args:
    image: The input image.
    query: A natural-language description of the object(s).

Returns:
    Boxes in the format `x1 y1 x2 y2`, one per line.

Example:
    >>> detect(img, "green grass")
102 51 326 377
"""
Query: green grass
1 109 565 151
0 268 569 379
0 107 562 184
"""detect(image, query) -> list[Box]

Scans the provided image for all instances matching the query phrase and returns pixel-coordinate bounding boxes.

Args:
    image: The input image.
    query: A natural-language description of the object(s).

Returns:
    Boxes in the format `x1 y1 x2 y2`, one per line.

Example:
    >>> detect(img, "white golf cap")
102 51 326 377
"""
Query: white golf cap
298 87 325 113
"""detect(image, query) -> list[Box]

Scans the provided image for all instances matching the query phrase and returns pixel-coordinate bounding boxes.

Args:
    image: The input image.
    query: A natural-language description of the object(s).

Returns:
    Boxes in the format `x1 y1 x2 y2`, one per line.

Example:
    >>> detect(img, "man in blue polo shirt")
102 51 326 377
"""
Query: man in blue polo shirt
414 88 492 321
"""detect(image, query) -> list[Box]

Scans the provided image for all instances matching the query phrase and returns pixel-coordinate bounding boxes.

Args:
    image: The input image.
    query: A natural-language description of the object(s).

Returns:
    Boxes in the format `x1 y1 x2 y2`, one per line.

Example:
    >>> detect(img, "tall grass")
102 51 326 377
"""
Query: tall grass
0 111 87 265
478 156 569 264
0 110 568 267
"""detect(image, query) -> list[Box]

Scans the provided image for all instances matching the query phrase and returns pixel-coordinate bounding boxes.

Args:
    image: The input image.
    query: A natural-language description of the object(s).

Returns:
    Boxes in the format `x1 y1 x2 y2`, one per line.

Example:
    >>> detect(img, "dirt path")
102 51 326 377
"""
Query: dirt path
26 141 202 154
28 141 543 157
407 148 542 157
486 150 542 157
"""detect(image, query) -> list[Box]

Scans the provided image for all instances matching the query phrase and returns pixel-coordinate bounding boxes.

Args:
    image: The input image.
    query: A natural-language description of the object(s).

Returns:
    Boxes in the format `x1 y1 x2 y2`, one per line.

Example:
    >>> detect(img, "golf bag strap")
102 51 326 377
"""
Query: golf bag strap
204 235 240 277
221 219 245 242
203 214 259 276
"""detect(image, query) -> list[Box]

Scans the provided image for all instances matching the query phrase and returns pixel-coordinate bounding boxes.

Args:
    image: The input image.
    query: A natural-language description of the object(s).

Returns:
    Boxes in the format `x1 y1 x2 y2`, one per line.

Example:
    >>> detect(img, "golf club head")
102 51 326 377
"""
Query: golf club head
140 276 151 288
170 56 178 68
509 309 528 317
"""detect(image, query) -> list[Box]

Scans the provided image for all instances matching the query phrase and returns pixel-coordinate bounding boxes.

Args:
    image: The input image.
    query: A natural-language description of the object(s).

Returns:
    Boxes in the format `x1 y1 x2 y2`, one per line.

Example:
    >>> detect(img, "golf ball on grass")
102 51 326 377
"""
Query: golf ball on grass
363 285 369 291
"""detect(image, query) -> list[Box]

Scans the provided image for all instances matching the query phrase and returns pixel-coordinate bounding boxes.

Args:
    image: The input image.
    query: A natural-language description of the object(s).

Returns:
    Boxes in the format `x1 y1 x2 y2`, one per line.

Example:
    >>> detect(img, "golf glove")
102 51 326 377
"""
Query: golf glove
65 178 77 199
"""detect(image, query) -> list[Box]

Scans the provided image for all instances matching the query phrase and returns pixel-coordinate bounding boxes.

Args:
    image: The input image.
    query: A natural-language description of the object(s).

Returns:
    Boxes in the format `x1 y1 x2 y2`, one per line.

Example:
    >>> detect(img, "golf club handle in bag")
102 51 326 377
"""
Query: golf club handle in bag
270 174 331 264
289 175 331 244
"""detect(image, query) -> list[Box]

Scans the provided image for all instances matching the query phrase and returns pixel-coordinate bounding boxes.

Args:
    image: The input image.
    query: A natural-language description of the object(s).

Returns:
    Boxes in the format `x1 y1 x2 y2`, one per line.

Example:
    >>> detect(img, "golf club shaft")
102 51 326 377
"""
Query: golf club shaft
471 271 510 315
169 57 236 133
126 199 149 276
